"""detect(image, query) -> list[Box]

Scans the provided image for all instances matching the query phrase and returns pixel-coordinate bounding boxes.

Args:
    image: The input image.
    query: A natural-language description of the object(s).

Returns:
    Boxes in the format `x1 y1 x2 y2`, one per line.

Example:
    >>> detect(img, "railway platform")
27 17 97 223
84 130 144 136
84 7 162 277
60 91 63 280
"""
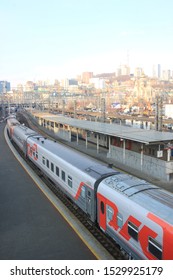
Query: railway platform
0 121 112 260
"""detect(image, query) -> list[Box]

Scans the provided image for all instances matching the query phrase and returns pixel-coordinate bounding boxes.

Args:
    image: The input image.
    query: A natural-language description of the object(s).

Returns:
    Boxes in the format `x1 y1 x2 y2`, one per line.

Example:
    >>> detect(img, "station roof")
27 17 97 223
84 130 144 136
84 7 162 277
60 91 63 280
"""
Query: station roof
32 112 173 145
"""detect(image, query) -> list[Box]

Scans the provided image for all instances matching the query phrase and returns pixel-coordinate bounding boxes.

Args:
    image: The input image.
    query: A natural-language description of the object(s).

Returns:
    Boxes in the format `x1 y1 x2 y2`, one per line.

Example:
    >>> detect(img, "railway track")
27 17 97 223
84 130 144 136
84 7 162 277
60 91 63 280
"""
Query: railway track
9 113 128 260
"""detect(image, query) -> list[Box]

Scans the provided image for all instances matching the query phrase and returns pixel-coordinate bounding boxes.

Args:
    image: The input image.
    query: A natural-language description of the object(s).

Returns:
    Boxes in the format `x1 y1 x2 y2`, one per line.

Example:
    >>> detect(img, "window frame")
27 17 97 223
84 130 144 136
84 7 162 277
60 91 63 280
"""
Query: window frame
36 151 38 159
148 237 162 260
68 175 73 188
128 221 139 241
51 162 54 172
107 206 113 222
56 166 59 176
81 186 86 199
42 156 45 165
61 170 66 182
117 212 123 228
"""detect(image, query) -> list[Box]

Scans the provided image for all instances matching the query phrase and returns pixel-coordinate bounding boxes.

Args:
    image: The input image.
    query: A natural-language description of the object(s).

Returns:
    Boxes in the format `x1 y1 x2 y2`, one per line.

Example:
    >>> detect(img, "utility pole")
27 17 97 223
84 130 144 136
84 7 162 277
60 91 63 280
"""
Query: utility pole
1 93 6 118
101 97 106 122
74 100 77 118
155 93 163 131
62 99 65 116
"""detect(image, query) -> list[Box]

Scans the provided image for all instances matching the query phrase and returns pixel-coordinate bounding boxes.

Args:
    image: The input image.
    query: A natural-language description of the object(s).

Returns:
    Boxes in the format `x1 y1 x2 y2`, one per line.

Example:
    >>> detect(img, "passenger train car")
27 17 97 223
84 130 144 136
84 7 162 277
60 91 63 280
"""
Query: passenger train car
6 115 173 260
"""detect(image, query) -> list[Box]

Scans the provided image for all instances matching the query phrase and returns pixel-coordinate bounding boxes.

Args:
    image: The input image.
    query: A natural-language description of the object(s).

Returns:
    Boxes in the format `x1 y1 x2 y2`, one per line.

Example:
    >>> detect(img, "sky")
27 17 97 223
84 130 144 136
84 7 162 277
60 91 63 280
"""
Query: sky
1 0 173 86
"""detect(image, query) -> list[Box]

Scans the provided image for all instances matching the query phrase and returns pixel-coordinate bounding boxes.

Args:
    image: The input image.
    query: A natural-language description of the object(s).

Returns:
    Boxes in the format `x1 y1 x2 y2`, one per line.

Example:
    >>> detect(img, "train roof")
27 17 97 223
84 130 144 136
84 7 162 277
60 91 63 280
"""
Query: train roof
13 124 40 138
14 123 115 180
102 173 173 224
31 135 116 180
7 117 20 126
6 114 17 119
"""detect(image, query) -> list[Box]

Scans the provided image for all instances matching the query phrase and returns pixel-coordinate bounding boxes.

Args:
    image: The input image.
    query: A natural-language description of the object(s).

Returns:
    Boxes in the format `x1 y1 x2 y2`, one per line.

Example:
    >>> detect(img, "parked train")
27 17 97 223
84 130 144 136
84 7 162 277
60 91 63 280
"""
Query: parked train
6 115 173 260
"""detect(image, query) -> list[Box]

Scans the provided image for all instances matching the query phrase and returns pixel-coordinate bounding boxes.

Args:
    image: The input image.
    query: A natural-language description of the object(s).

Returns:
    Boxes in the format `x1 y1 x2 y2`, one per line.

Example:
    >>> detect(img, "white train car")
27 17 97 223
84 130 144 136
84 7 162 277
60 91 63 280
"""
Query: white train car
26 135 115 220
97 173 173 260
7 118 116 222
6 115 20 137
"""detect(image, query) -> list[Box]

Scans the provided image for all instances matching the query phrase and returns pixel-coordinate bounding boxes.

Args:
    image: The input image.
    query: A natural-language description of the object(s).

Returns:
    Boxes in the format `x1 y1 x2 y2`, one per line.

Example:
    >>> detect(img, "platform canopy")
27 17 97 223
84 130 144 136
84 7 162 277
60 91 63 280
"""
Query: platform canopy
33 112 173 145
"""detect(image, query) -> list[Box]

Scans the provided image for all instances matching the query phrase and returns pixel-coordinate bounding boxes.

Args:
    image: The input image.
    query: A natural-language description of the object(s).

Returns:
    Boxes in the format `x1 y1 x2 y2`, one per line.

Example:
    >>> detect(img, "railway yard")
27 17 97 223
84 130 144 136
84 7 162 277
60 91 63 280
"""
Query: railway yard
1 111 173 260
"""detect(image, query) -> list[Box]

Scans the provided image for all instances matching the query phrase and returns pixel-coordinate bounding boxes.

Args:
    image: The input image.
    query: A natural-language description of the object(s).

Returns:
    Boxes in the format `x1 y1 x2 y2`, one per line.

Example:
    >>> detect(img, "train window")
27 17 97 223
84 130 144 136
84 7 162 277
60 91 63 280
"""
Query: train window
81 186 86 198
117 213 123 228
100 201 105 214
107 206 113 222
46 159 49 168
61 170 66 181
51 163 54 172
128 221 138 241
148 237 162 260
68 176 73 188
42 156 45 165
56 166 59 176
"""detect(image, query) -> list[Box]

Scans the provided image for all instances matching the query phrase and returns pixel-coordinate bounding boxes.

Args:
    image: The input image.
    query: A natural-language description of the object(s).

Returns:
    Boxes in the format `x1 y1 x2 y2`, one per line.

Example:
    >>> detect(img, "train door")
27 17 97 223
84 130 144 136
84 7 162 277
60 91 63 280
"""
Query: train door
23 140 27 157
86 189 92 218
106 205 114 226
97 194 106 231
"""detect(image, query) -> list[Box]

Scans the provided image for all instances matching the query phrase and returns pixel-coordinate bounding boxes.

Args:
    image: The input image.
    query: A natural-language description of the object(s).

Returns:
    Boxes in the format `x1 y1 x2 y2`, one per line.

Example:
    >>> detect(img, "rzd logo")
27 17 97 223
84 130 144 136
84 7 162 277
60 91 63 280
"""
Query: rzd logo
97 193 173 260
27 143 38 161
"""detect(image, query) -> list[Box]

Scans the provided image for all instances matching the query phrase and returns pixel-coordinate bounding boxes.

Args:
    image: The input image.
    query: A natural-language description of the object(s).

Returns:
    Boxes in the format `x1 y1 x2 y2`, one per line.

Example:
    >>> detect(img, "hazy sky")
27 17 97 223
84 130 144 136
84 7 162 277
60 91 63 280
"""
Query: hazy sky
1 0 173 85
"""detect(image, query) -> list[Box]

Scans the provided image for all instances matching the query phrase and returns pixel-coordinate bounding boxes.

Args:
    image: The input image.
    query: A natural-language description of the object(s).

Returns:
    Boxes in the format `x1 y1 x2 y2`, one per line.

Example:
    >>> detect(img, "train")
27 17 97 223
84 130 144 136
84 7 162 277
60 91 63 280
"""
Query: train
6 115 173 260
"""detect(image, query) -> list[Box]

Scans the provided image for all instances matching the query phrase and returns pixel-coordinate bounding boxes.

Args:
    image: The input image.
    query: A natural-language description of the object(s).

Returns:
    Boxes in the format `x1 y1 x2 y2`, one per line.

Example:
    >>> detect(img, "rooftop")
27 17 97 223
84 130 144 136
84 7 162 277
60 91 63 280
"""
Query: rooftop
32 112 173 145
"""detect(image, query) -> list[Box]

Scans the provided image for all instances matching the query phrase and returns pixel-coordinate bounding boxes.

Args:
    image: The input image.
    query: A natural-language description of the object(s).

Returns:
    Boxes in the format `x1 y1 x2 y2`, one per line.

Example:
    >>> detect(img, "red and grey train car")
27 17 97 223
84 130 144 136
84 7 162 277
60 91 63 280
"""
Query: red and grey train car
6 116 173 260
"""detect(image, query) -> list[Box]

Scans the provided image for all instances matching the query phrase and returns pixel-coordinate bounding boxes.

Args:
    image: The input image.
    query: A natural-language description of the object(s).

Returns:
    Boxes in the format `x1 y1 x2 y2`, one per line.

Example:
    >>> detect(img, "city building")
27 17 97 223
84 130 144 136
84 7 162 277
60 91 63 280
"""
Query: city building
60 78 78 92
133 74 154 102
0 80 11 94
134 67 143 78
89 78 106 89
117 65 130 76
158 64 161 79
69 79 78 86
60 78 69 89
82 72 93 84
165 103 173 118
24 81 35 92
162 69 172 81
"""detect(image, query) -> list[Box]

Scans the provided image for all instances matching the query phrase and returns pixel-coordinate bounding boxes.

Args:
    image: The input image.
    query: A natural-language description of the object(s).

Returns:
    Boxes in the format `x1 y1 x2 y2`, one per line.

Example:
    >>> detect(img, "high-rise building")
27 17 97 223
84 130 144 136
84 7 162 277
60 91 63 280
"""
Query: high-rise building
82 72 93 84
121 65 130 76
69 79 78 86
0 81 11 94
89 78 105 89
158 64 161 79
117 65 130 76
25 81 35 92
134 67 143 77
162 69 171 81
61 78 69 89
